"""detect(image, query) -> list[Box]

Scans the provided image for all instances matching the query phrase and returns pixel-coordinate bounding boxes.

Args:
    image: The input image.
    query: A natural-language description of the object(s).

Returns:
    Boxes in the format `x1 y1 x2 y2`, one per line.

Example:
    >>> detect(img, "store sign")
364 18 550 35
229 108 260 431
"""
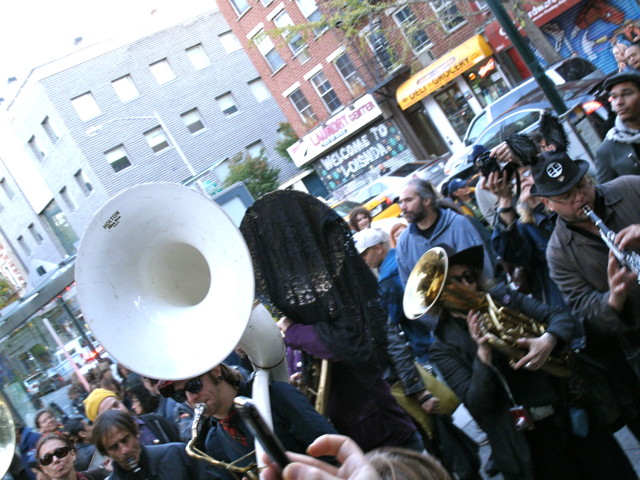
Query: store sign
315 119 408 191
287 94 382 167
485 0 582 53
396 35 494 110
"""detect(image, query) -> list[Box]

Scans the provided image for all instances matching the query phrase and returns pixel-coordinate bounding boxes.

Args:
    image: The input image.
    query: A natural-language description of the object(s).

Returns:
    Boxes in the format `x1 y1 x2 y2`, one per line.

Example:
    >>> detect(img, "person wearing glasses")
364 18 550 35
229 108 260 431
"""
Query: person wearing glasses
157 363 337 480
532 151 640 436
429 245 637 480
34 433 107 480
594 69 640 184
91 410 206 480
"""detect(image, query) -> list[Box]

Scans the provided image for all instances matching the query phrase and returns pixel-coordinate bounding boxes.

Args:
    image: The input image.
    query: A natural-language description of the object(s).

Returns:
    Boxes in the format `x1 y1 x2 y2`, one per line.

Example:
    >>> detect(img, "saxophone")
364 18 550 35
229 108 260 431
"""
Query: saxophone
583 206 640 283
403 247 577 377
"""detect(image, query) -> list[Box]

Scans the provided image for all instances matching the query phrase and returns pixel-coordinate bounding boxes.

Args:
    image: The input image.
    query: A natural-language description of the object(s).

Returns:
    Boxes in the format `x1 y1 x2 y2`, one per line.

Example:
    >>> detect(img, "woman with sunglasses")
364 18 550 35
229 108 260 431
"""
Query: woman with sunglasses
35 433 92 480
429 245 637 480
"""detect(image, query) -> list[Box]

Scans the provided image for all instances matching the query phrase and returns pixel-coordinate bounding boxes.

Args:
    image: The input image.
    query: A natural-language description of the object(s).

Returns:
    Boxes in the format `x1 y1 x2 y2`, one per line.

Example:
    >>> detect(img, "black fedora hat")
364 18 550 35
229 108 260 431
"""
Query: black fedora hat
530 151 589 197
438 244 484 272
603 69 640 91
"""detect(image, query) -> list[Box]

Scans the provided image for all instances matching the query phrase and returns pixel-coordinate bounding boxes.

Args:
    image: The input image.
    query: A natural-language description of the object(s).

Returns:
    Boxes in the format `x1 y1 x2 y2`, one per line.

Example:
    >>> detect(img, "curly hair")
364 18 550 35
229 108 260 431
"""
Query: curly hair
348 206 372 232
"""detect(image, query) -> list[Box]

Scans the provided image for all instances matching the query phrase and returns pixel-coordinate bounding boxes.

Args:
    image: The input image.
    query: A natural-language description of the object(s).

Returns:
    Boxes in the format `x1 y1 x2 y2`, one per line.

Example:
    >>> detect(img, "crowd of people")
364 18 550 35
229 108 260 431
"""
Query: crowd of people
8 67 640 480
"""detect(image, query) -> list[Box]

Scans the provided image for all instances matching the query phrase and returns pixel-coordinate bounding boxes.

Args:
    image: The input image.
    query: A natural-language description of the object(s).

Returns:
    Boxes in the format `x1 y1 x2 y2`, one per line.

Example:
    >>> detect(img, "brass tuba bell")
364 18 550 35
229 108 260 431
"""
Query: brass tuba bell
403 247 576 378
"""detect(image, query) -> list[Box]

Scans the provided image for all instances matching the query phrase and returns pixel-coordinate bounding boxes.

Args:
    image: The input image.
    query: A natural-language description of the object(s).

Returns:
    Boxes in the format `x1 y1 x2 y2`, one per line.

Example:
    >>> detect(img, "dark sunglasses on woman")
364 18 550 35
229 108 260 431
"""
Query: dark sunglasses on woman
40 446 71 466
158 376 203 403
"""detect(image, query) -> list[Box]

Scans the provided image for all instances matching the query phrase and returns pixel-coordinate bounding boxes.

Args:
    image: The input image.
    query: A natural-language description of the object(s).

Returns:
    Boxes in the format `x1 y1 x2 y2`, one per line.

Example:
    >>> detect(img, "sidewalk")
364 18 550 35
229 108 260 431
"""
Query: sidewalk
452 405 640 479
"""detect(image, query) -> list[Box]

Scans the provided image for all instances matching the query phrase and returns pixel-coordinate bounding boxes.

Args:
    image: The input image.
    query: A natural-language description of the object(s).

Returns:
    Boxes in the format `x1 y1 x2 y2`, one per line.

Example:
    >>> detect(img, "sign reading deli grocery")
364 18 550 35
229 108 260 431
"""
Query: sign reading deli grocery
396 35 494 110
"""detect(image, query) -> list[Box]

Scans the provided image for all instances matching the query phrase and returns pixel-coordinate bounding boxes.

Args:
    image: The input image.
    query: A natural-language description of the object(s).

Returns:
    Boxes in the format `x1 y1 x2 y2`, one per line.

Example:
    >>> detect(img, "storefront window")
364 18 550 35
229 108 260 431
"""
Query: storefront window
433 83 475 139
0 282 103 426
464 57 510 107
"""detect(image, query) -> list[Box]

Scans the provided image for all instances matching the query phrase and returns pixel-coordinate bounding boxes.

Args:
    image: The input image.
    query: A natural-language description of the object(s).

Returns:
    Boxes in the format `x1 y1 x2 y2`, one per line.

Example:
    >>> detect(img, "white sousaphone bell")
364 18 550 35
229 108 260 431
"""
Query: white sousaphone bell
75 183 288 473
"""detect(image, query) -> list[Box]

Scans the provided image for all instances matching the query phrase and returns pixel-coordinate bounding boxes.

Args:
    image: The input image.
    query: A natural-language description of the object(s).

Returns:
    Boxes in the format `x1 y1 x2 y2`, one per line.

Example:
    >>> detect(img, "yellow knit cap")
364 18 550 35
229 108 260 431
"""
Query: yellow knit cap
83 388 118 422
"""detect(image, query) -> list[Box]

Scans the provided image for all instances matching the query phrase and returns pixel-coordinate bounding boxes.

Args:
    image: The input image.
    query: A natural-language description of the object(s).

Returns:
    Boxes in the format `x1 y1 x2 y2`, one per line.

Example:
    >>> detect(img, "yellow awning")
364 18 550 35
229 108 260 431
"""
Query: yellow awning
396 35 494 110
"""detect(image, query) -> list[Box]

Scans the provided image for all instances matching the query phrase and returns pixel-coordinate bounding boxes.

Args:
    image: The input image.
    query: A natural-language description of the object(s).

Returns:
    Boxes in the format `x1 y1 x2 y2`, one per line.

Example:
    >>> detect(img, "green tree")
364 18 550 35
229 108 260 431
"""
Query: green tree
268 0 559 70
0 277 18 309
274 122 298 161
223 150 280 199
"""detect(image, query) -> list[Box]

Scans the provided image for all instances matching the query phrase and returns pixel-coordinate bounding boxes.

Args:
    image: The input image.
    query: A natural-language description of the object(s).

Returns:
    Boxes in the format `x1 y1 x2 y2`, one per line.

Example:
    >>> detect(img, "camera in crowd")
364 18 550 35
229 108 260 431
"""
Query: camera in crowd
474 150 517 181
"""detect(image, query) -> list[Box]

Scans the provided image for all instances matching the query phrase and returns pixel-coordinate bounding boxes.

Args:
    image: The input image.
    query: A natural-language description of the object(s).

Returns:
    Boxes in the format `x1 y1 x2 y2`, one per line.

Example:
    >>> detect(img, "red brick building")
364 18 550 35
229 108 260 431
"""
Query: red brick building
217 0 506 198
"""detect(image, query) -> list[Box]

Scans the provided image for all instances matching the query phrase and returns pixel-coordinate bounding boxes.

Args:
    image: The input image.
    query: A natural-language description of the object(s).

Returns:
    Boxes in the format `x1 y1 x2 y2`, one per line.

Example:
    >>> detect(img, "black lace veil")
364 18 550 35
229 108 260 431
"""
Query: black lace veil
239 190 387 373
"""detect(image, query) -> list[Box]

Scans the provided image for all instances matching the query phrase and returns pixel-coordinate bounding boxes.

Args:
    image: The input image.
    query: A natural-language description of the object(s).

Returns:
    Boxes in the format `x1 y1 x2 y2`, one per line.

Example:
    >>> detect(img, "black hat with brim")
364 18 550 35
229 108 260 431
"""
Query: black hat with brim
530 151 590 197
438 244 484 272
603 69 640 91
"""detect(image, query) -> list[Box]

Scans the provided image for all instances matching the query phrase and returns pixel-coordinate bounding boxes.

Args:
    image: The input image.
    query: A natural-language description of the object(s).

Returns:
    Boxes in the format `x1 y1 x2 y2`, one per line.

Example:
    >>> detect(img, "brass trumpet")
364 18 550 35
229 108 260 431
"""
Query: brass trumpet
403 247 576 377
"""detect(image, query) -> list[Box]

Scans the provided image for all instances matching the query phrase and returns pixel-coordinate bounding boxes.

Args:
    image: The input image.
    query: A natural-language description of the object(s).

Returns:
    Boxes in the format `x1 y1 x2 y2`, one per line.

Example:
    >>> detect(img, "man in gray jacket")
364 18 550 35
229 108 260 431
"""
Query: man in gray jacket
532 151 640 438
594 69 640 183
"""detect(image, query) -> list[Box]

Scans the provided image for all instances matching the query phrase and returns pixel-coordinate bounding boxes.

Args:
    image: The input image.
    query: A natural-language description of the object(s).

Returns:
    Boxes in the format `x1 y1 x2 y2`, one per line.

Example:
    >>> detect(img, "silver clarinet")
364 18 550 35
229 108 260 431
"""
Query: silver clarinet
583 205 640 283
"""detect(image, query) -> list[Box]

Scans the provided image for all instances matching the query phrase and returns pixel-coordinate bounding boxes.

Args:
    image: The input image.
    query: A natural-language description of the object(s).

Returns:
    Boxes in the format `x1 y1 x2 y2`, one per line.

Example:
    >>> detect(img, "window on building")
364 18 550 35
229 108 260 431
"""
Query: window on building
229 0 250 15
288 88 317 123
248 78 271 102
247 140 265 159
0 200 4 214
430 0 466 32
273 11 309 62
310 71 342 113
186 44 212 69
59 187 75 211
216 93 239 116
144 127 170 153
71 92 102 121
105 145 131 173
42 200 78 255
27 136 45 161
150 59 177 85
28 223 44 245
367 30 395 72
295 0 326 36
0 178 14 200
74 169 93 196
111 75 140 102
219 31 242 53
214 158 230 182
181 109 206 134
17 236 30 256
253 31 285 72
394 6 431 52
41 116 59 143
260 0 273 6
334 53 366 95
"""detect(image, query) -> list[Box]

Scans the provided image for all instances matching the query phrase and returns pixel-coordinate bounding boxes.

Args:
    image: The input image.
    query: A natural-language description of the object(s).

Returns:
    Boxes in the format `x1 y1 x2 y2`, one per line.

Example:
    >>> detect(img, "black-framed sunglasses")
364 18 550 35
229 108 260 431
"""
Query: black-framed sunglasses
39 446 71 466
449 270 477 285
159 376 203 403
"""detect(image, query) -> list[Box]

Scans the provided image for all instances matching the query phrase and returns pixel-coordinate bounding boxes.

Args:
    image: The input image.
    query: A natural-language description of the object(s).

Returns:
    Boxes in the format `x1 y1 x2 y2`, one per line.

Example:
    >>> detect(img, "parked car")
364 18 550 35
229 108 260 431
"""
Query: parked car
463 57 604 147
352 176 407 205
22 372 45 395
440 76 611 191
386 159 448 186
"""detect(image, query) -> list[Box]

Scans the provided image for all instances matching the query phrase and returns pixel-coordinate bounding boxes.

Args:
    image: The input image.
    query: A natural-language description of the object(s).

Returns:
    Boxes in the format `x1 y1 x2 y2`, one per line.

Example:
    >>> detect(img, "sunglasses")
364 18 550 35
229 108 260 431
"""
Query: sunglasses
449 270 477 285
39 446 71 466
158 377 203 403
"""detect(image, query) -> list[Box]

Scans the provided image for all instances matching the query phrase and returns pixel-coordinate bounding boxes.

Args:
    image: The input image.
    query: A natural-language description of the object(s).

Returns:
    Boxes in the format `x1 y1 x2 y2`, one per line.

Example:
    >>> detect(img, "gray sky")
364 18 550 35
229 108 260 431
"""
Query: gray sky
0 0 215 207
0 0 215 102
